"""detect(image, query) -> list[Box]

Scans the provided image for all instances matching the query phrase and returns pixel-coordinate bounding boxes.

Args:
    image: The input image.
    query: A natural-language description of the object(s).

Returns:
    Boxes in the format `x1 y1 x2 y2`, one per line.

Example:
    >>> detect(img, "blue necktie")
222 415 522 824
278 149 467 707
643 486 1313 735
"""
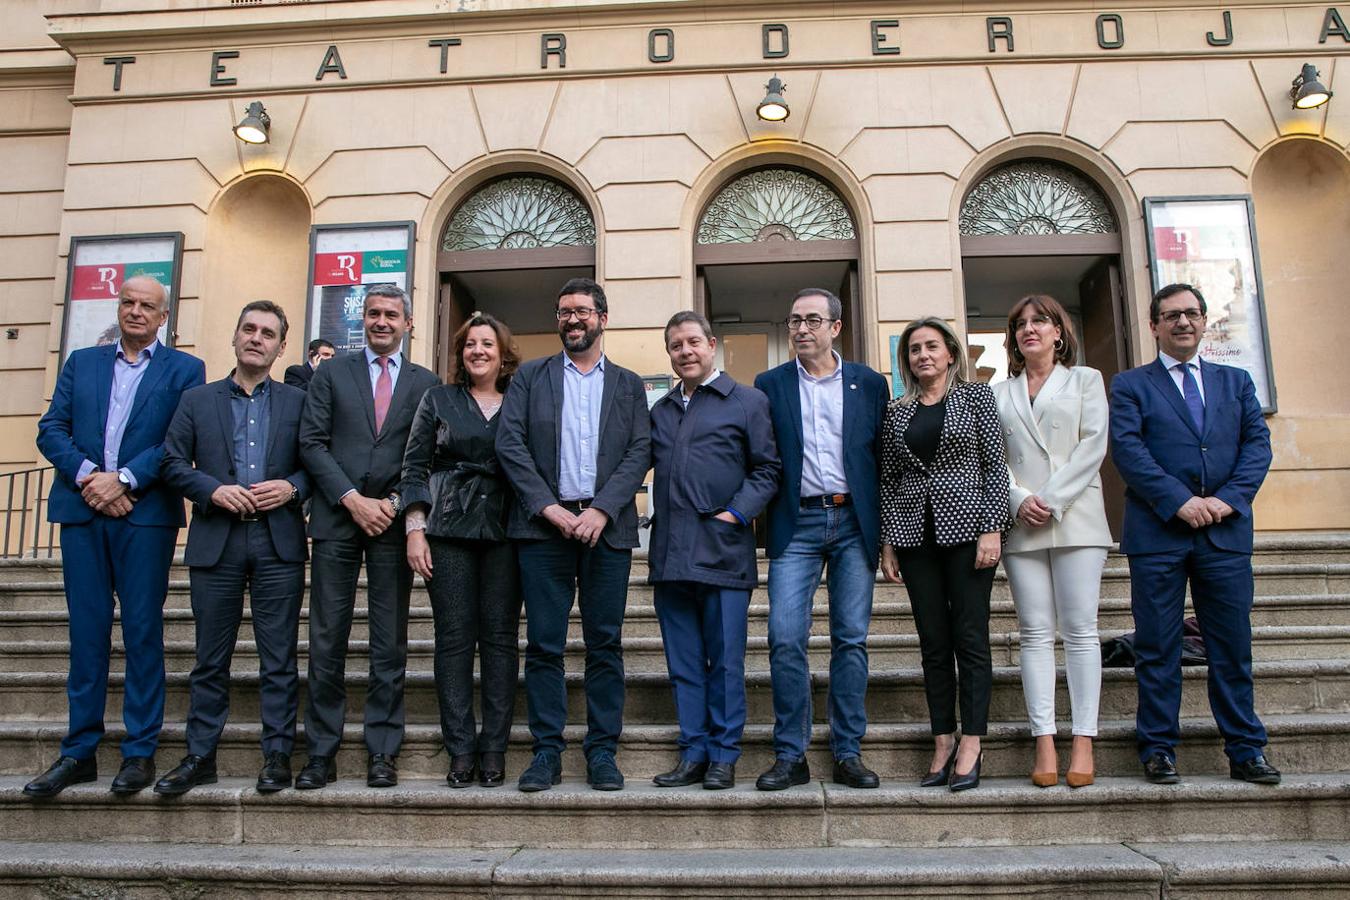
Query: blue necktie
1177 362 1204 432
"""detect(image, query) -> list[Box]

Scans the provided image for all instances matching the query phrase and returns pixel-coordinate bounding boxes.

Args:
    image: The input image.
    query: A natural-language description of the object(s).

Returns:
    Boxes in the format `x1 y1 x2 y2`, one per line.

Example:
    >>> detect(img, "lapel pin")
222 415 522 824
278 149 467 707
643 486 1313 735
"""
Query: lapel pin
850 383 857 390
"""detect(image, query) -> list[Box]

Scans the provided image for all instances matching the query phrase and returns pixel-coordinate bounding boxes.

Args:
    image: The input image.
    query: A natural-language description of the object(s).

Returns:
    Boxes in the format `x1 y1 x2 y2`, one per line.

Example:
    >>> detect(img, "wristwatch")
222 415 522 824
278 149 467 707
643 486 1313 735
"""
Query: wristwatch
117 471 131 489
386 492 403 515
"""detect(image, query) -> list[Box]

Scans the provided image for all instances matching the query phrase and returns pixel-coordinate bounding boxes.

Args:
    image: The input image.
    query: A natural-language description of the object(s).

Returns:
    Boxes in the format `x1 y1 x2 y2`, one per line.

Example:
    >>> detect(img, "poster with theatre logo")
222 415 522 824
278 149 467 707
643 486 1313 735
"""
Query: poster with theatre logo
1144 196 1276 413
60 233 183 366
306 222 416 354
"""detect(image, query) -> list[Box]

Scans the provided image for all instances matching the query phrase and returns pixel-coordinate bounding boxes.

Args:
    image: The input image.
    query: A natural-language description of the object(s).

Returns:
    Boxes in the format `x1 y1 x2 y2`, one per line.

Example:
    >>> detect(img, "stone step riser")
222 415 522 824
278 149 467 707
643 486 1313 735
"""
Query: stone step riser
2 664 1345 723
0 719 1342 781
1 777 1346 850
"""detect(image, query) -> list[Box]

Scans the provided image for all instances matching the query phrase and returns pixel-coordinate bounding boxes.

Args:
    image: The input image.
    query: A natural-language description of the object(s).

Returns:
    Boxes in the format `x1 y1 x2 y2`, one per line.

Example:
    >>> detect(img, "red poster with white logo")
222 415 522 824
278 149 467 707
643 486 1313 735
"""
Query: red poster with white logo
70 263 126 300
1151 226 1189 261
313 253 363 285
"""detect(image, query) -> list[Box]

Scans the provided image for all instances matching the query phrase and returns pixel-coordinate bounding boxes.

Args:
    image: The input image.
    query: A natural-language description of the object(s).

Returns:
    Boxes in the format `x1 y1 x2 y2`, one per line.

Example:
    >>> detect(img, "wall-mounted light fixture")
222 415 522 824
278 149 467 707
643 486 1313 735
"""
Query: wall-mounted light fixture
756 76 789 122
1290 64 1333 110
233 101 272 144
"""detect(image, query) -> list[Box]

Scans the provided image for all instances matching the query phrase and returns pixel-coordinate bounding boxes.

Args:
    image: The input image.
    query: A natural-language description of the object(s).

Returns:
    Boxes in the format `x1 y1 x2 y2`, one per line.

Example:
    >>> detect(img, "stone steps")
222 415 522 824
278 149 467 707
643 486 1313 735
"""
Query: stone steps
2 774 1348 850
0 713 1343 781
0 659 1345 725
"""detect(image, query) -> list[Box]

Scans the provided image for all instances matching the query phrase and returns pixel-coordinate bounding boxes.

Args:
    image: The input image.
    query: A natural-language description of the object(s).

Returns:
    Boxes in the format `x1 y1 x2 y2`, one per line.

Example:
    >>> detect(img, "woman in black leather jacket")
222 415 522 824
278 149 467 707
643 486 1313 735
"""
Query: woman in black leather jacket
401 312 521 787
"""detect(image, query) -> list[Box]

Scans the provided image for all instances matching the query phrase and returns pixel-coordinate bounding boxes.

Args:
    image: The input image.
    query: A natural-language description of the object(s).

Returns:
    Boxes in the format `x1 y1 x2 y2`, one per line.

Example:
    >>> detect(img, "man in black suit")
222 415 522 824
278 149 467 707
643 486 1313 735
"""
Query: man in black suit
284 338 334 390
297 284 439 789
157 301 310 795
496 277 651 792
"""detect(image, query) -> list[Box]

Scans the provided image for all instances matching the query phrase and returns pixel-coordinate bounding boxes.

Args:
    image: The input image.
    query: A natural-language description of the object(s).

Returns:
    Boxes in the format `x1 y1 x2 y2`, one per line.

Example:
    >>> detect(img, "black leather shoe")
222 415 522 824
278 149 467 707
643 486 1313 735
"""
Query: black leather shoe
1143 752 1180 784
702 762 735 790
478 752 505 788
833 756 880 789
295 755 336 790
23 756 96 799
154 755 217 796
367 753 398 788
256 751 292 793
586 751 624 791
447 753 476 788
920 746 959 788
653 759 709 787
110 757 156 795
755 758 810 791
517 751 562 792
1230 754 1281 784
949 753 982 792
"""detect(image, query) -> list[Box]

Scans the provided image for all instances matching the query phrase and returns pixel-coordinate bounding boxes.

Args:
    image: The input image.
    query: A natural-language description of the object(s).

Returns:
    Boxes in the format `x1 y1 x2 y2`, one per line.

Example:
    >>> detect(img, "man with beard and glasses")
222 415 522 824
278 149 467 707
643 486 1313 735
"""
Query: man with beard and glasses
495 277 651 792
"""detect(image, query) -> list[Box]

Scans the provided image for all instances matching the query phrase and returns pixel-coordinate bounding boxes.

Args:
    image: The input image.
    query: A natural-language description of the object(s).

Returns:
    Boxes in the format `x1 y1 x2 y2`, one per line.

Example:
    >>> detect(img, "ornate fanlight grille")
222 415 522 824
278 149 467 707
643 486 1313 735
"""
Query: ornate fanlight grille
698 168 856 244
443 176 596 251
959 160 1117 236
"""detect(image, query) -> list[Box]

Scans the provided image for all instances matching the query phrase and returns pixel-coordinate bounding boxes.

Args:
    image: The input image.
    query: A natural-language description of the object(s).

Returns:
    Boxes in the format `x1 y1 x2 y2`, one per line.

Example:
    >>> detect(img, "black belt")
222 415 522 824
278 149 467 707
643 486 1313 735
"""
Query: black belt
800 493 851 509
559 498 593 513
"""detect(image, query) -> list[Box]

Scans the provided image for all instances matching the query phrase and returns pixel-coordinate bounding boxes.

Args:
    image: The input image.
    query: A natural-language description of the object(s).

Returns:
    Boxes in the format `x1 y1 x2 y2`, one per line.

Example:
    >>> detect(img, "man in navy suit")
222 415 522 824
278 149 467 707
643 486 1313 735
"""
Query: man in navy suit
1109 283 1279 785
157 301 310 795
284 338 334 391
28 275 206 797
752 288 889 790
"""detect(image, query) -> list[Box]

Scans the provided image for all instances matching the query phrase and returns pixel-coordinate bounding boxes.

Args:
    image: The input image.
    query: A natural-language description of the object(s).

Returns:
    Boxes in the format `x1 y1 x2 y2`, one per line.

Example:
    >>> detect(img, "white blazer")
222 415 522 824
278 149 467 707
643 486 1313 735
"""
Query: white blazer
993 364 1112 553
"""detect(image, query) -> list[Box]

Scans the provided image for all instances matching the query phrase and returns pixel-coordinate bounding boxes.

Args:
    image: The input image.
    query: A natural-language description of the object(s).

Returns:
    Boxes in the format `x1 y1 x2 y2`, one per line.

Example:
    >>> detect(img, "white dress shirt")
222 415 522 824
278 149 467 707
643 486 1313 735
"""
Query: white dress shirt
797 351 849 496
680 368 721 408
364 345 402 393
1157 350 1205 404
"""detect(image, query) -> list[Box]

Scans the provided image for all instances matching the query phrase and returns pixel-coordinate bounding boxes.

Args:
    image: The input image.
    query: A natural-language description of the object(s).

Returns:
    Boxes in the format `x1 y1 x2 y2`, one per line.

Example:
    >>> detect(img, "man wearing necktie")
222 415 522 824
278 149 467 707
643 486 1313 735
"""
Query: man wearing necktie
297 284 439 789
1109 283 1279 786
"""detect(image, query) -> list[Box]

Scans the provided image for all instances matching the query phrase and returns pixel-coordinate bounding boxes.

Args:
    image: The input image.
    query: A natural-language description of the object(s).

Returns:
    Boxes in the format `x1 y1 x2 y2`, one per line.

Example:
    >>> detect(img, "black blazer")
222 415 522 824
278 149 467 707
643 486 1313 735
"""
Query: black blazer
880 380 1012 548
299 350 440 541
495 352 651 548
162 377 311 567
283 362 313 390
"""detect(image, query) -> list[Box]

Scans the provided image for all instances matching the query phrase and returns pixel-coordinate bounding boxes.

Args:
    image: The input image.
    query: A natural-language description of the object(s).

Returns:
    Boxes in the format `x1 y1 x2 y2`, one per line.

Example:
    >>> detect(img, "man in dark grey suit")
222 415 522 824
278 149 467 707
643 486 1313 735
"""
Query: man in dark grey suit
284 338 334 391
157 301 310 795
496 277 651 792
296 284 439 789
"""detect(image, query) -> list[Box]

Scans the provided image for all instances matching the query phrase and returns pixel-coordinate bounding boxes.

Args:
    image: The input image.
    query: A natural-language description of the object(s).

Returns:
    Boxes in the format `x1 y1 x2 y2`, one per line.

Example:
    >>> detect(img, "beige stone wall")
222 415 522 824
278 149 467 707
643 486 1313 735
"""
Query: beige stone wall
7 0 1350 529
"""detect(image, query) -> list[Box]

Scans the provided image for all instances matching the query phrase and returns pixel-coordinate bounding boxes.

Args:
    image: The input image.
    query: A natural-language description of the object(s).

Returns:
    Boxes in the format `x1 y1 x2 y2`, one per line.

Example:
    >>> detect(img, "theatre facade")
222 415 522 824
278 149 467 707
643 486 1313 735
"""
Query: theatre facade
2 0 1349 533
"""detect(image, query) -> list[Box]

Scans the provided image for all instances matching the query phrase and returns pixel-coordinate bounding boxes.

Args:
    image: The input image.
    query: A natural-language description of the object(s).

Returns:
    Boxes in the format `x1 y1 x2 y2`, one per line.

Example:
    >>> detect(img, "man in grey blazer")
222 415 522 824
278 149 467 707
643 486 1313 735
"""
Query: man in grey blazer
496 277 652 792
296 284 439 790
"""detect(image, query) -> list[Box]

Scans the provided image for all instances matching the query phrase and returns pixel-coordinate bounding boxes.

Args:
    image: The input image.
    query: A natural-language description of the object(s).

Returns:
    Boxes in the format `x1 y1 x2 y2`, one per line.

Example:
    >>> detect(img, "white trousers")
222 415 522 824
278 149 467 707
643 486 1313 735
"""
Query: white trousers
1003 546 1107 737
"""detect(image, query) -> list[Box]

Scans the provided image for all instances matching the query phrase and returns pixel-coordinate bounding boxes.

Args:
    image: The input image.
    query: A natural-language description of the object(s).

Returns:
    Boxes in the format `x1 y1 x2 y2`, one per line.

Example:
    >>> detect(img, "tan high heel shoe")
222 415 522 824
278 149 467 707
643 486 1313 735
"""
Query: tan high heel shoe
1031 770 1058 787
1066 737 1094 788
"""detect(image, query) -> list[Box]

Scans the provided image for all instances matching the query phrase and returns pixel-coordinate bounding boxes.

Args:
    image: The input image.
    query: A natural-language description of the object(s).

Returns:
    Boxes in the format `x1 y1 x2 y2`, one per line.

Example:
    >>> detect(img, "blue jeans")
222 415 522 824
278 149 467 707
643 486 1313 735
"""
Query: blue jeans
766 506 874 761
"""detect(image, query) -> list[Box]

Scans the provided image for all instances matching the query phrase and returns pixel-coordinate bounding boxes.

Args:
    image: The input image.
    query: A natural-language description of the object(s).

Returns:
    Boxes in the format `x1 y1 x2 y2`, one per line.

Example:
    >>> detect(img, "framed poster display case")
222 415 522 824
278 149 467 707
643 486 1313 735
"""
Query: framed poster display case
60 232 184 366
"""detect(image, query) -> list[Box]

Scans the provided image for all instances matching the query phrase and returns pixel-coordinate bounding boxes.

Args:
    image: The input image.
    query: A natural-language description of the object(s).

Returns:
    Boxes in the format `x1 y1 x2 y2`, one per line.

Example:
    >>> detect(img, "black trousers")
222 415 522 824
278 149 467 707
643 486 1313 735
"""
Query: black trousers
895 535 995 737
425 537 522 756
186 520 304 757
305 528 412 757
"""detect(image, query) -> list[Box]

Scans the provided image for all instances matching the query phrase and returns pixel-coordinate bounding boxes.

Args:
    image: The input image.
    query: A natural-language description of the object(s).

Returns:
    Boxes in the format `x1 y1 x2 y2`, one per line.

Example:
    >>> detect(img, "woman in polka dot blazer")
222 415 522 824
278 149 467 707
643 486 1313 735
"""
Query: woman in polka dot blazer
879 317 1012 792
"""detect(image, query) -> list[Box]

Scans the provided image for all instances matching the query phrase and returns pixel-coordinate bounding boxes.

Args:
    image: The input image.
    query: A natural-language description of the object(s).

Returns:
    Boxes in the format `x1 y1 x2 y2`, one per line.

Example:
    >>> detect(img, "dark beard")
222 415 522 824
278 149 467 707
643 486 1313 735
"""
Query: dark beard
561 322 600 352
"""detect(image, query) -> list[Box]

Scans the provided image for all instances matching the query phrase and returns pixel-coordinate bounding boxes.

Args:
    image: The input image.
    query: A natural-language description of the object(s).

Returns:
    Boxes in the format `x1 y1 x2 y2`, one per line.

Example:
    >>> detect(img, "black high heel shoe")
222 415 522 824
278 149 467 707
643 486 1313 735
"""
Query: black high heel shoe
447 753 476 788
919 745 959 787
949 753 982 792
478 752 506 788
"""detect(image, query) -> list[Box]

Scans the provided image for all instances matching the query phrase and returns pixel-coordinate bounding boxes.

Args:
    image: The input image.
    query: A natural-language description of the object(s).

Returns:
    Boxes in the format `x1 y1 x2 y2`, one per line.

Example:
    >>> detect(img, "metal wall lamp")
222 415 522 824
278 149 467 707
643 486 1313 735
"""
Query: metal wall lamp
233 101 272 144
756 76 790 122
1290 64 1333 110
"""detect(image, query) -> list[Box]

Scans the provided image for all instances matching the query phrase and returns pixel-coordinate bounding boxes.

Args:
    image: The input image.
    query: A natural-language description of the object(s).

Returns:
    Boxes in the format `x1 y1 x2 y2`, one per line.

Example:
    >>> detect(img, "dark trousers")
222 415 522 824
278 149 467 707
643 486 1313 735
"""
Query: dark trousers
653 581 750 764
895 537 995 736
517 535 630 758
1128 534 1267 763
426 537 522 756
305 528 412 757
59 517 177 759
186 520 304 758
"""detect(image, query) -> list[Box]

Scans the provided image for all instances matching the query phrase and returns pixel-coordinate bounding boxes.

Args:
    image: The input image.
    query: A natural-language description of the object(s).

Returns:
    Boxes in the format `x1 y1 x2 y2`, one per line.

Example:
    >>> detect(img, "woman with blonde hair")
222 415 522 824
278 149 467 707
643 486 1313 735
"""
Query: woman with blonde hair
879 317 1011 791
993 295 1110 788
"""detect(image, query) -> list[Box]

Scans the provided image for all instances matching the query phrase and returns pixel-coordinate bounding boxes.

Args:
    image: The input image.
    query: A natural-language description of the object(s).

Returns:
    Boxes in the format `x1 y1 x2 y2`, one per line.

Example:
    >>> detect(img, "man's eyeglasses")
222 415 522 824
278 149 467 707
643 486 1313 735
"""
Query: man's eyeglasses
556 307 598 322
1159 309 1206 325
783 315 836 332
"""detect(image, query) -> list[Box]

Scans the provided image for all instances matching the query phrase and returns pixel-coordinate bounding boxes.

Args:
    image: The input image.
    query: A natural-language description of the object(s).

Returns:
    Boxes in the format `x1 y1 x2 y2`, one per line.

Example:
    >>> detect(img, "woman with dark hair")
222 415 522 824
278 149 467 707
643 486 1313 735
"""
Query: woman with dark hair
879 317 1011 792
993 295 1110 788
401 312 523 787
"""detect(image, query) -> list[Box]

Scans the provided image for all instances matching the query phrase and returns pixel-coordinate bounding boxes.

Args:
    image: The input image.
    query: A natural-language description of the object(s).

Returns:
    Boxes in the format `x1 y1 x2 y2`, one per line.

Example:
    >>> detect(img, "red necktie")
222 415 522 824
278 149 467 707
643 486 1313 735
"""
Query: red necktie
374 356 393 434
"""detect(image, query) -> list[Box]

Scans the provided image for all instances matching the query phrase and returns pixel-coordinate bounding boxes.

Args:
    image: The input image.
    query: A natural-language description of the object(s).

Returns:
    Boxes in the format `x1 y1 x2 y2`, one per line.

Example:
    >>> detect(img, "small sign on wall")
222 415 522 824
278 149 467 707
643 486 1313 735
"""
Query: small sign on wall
305 222 416 353
60 232 184 366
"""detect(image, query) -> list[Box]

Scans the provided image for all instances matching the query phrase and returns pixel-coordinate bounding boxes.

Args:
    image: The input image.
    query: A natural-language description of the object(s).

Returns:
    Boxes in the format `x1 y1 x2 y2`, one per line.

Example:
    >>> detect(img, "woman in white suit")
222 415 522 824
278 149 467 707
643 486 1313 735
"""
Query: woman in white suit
993 294 1111 788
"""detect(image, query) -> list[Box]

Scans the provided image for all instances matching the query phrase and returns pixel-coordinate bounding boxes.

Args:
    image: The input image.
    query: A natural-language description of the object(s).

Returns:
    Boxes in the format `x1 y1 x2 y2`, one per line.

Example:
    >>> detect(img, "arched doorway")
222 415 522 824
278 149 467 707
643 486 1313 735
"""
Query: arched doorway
436 174 596 375
203 175 311 379
694 166 861 385
958 158 1128 534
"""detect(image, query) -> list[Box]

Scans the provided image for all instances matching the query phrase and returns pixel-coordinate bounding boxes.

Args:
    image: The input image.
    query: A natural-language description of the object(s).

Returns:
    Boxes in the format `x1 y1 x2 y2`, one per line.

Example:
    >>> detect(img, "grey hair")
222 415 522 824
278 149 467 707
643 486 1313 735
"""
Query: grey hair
120 275 170 312
896 316 968 405
363 283 412 319
792 287 842 322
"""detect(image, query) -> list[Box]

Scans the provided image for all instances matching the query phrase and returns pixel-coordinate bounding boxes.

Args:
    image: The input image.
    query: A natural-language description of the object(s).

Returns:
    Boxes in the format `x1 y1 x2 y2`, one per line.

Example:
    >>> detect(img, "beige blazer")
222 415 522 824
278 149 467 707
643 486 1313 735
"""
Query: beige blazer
993 364 1112 553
